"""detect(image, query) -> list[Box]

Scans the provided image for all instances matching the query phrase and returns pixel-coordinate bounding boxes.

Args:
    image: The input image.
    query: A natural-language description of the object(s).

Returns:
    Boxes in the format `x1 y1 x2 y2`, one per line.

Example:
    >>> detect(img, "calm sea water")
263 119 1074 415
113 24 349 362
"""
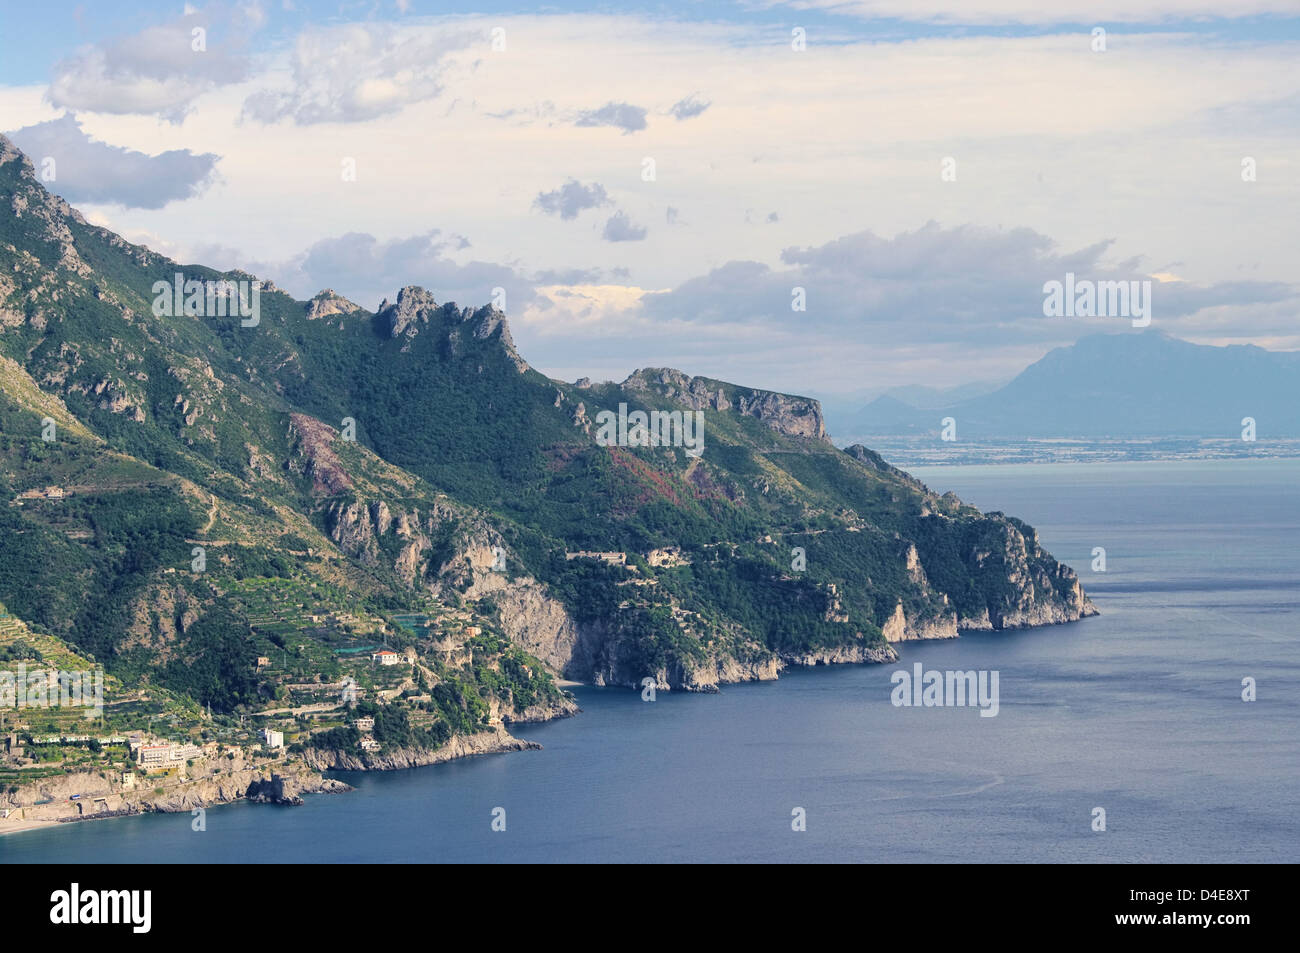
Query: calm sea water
5 459 1298 863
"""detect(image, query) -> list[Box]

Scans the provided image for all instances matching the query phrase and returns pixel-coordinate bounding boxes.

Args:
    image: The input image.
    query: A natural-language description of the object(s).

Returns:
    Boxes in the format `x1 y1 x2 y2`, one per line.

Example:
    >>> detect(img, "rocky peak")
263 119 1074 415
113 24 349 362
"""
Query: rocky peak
374 286 528 372
376 285 439 338
305 288 361 320
0 134 88 229
227 269 277 294
622 367 829 442
844 444 885 467
843 443 924 490
0 134 27 170
466 303 528 372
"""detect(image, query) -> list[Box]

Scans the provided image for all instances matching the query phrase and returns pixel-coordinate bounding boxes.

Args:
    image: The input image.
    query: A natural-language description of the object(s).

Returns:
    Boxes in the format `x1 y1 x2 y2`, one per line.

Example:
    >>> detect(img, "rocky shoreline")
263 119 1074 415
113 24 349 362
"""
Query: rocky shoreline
0 699 583 837
580 596 1098 694
301 725 546 772
0 755 351 837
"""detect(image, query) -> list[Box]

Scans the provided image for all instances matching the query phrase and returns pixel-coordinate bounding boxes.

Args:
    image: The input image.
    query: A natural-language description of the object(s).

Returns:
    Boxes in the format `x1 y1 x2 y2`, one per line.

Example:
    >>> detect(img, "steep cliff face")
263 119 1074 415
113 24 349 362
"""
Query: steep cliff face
881 601 960 642
466 570 583 672
325 498 432 573
968 519 1097 628
321 495 586 671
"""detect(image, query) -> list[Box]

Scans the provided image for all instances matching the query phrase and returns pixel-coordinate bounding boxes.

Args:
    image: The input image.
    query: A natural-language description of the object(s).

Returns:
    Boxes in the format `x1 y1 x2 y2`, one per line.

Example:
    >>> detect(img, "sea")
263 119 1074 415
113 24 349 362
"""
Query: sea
4 458 1297 863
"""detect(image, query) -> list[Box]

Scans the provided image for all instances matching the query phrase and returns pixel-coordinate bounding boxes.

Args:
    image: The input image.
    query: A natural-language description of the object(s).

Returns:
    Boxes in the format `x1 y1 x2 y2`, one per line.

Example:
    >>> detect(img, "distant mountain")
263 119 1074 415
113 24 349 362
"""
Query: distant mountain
0 133 1095 764
842 332 1300 439
816 381 1001 431
876 380 1005 410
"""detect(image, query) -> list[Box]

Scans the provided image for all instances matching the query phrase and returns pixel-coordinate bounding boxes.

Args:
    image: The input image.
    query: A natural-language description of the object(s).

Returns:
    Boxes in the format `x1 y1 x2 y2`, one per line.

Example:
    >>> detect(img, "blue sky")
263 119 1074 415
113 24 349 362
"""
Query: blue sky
4 2 1298 86
1 1 1298 400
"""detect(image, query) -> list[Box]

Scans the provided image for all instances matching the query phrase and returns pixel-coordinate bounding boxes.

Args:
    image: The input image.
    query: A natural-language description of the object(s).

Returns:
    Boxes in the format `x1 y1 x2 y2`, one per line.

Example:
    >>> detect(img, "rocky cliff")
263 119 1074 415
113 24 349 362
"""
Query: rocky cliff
304 288 362 321
301 726 543 772
622 367 829 441
375 285 529 371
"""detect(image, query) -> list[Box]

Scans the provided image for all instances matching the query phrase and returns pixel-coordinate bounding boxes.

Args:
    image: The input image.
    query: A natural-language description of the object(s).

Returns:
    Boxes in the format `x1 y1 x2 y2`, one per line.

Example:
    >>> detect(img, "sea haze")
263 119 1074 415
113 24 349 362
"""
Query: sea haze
5 459 1297 863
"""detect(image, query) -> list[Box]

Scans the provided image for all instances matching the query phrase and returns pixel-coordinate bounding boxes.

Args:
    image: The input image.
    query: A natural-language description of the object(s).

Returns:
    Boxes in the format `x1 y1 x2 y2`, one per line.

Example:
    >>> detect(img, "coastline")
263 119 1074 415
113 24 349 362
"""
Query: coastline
0 754 349 840
0 700 582 839
0 605 1101 840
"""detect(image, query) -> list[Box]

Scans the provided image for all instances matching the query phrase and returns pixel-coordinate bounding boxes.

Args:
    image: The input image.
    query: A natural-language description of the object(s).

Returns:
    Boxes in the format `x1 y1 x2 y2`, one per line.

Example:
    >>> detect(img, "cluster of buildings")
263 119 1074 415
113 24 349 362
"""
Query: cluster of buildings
567 549 691 568
354 715 381 751
565 551 627 565
131 738 204 770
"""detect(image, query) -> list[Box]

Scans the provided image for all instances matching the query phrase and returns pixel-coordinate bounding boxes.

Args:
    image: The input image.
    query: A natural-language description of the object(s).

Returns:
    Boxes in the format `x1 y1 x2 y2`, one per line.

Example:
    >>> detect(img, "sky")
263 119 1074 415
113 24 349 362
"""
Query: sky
1 0 1297 406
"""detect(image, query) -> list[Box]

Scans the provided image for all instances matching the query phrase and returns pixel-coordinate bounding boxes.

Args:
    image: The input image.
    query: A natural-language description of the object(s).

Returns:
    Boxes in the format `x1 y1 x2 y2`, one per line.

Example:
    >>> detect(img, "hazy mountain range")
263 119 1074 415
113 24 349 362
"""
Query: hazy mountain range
832 332 1300 440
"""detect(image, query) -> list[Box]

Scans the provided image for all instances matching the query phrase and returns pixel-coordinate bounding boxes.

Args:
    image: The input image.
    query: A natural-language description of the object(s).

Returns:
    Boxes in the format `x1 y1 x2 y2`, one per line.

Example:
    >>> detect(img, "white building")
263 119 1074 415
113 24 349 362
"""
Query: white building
171 743 201 762
134 740 201 768
261 728 284 749
371 649 401 665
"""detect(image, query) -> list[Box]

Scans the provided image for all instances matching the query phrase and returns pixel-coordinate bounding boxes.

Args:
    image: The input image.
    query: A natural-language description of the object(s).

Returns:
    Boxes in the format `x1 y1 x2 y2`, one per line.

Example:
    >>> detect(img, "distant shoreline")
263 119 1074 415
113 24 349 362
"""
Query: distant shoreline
836 438 1300 469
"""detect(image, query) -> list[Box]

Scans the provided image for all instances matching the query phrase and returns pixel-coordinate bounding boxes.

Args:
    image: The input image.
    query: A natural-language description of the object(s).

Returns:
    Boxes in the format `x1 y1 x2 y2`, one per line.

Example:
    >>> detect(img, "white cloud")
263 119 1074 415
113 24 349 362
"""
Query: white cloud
641 222 1297 342
574 102 648 133
602 210 648 242
15 11 1298 392
6 114 219 209
241 23 474 124
277 229 525 312
47 9 257 122
669 94 711 121
534 180 611 220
